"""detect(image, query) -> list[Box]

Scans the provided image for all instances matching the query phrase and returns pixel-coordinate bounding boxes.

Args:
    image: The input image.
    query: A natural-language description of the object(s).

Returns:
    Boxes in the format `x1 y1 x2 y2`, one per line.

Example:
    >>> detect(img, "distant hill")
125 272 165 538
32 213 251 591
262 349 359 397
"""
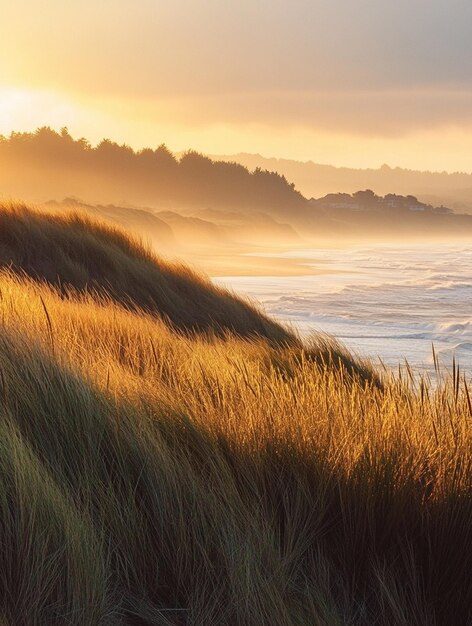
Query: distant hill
46 190 472 245
155 210 227 245
211 153 472 212
189 208 301 244
46 199 300 249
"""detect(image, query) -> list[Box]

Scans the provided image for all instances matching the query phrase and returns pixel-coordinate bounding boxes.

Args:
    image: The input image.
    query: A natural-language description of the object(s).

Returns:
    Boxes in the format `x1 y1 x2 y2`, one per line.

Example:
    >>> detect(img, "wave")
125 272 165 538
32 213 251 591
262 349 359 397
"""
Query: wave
219 244 472 371
435 320 472 333
437 342 472 354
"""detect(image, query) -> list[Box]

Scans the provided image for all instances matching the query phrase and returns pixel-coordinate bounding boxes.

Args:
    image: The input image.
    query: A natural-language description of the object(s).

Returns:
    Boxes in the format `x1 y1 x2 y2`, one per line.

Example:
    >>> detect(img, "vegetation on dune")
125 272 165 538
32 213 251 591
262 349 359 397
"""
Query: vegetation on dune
0 204 469 624
0 202 291 342
0 272 470 625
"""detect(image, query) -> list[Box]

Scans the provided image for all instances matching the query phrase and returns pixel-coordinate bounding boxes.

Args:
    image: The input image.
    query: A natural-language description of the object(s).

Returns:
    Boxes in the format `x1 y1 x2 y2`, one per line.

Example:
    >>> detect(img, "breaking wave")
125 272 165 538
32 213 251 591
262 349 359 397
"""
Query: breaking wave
214 244 472 371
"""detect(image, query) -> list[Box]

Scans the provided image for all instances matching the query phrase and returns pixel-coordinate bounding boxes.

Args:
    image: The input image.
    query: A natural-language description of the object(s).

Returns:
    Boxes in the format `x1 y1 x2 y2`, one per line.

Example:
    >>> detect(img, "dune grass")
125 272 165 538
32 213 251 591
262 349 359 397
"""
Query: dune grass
0 268 469 625
0 202 469 624
0 202 291 342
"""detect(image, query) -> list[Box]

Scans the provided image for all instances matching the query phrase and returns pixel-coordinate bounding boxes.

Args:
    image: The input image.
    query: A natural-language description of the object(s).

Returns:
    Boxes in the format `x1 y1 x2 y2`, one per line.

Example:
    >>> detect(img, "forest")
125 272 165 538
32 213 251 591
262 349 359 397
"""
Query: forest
0 128 306 210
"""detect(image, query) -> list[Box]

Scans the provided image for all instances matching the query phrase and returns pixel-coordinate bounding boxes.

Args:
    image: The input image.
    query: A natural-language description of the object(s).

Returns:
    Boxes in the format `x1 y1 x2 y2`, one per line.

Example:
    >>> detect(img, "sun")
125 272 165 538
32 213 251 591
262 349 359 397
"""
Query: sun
0 87 32 132
0 86 77 136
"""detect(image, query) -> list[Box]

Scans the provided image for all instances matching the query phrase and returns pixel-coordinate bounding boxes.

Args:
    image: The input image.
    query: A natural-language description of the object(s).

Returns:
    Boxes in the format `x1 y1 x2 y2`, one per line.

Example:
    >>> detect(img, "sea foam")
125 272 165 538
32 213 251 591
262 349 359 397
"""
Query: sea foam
213 244 472 372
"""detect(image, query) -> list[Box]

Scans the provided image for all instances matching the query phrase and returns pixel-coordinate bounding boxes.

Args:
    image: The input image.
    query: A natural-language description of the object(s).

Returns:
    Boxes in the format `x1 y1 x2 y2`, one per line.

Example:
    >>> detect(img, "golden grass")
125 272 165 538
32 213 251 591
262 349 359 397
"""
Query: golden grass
0 201 291 342
0 203 469 624
0 270 469 624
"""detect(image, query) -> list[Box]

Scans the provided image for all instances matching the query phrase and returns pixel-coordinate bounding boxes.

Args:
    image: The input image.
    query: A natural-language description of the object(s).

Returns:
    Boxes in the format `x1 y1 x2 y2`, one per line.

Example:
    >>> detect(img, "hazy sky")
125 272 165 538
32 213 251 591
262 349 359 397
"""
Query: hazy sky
1 0 472 170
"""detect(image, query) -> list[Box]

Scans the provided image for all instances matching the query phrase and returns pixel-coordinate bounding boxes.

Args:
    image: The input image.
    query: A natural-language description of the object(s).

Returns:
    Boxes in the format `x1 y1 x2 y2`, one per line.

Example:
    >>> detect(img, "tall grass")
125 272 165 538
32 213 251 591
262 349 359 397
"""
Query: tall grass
0 202 469 624
0 269 470 625
0 202 290 342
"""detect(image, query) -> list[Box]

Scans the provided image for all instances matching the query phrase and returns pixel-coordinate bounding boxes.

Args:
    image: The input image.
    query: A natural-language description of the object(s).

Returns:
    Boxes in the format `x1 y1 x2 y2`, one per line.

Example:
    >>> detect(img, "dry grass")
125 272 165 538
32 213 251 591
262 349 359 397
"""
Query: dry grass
0 272 469 624
0 201 290 342
0 204 469 624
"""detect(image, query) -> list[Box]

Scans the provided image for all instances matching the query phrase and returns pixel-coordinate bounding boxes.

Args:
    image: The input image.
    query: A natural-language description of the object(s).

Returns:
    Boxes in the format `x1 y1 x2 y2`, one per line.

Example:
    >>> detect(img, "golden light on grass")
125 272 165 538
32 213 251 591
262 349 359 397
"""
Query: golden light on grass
0 203 469 623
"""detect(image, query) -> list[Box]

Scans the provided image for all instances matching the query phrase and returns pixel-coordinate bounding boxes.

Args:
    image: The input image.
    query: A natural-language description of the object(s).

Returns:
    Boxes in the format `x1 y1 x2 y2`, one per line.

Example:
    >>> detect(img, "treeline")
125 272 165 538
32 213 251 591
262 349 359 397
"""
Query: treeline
0 127 306 210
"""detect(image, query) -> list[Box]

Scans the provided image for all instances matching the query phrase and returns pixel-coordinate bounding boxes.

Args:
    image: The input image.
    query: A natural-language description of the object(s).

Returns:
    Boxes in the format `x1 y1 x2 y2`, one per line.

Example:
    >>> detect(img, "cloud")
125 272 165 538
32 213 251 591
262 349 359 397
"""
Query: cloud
1 0 472 137
138 89 472 137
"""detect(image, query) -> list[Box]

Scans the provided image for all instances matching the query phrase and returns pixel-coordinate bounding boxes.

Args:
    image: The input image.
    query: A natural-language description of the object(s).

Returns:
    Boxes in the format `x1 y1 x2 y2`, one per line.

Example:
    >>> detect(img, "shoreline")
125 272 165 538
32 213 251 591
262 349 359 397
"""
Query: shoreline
173 244 335 278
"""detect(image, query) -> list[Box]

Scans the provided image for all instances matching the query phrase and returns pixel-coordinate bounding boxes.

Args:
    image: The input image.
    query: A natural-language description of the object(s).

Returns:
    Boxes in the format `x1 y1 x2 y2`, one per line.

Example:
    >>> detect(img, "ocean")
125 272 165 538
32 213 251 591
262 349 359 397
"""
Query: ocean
213 244 472 373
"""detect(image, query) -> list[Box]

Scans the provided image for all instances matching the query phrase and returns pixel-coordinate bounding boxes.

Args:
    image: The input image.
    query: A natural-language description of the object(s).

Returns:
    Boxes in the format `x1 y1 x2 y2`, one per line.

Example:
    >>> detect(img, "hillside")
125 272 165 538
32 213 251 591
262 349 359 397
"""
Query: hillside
0 204 469 624
0 128 306 212
47 199 302 250
0 203 290 342
212 152 472 210
192 208 301 244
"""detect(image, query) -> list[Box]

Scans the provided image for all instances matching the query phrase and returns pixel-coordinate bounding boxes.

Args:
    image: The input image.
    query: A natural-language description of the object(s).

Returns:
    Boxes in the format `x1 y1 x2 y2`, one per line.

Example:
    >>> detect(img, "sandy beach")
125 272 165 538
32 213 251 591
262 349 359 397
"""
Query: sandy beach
172 244 336 278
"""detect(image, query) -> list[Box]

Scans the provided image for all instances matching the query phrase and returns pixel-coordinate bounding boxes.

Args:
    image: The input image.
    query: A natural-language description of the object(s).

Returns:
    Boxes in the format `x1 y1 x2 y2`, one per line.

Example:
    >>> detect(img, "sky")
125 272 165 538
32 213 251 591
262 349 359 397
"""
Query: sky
1 0 472 171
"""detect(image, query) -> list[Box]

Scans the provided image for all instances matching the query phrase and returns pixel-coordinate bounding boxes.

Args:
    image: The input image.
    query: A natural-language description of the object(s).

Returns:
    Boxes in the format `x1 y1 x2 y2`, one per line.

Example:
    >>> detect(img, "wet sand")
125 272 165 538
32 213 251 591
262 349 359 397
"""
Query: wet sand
173 245 335 277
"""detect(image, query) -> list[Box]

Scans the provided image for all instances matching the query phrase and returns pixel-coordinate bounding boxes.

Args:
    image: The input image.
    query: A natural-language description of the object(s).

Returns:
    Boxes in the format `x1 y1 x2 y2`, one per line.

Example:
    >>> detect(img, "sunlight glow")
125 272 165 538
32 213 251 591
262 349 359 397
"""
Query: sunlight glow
1 85 472 174
0 87 78 136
